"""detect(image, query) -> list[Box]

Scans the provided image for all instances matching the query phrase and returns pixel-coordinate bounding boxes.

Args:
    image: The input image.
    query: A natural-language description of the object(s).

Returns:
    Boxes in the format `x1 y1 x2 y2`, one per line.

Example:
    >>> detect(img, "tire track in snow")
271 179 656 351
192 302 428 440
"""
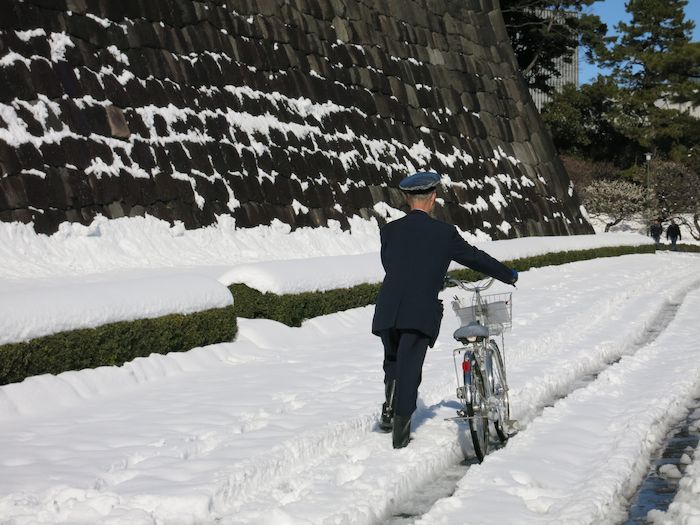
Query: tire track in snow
4 255 693 524
390 275 700 524
627 398 700 523
416 282 700 525
210 256 700 524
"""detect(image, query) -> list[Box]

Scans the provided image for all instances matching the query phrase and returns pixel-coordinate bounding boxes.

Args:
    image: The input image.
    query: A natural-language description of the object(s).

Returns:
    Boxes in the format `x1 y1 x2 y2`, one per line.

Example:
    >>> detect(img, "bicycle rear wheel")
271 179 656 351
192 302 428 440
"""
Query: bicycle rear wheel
489 341 510 443
466 360 489 462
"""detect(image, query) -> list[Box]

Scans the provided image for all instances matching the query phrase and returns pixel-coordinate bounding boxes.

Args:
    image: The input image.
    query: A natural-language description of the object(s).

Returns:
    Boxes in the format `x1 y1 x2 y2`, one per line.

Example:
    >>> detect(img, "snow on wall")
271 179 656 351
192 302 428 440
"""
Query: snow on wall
0 0 592 238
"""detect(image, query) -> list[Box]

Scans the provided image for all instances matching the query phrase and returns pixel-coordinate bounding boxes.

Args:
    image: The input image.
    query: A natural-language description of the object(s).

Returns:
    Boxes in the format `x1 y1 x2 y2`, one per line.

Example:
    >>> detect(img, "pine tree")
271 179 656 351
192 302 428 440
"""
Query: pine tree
499 0 607 93
600 0 700 155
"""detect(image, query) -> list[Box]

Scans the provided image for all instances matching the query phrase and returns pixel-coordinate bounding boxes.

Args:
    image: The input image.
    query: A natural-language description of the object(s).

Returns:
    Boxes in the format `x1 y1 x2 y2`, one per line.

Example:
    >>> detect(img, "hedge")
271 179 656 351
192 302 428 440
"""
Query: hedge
231 244 656 327
0 243 663 385
655 243 700 253
0 305 237 386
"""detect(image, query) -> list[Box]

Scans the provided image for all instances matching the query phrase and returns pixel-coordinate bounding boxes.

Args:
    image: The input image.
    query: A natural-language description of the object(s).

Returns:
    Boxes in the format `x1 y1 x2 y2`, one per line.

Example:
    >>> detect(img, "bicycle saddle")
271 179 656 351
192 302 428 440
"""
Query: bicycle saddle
453 321 489 343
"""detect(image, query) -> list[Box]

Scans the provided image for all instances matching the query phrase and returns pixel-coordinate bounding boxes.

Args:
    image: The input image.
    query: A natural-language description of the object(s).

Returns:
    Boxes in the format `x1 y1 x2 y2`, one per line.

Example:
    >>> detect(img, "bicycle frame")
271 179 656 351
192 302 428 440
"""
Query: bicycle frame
445 276 513 461
448 277 500 421
451 335 499 421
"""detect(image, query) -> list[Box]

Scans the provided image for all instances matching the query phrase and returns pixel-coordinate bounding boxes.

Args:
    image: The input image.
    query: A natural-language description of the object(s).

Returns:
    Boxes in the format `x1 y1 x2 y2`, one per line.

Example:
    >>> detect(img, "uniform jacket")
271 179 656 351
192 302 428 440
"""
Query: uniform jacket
371 210 514 347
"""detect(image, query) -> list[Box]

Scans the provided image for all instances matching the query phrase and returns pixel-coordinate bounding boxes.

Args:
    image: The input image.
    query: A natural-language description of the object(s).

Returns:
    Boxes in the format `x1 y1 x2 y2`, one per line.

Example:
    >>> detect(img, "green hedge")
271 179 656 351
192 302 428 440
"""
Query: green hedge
1 244 660 385
230 282 380 327
451 244 655 280
0 305 237 386
655 243 700 253
231 244 656 327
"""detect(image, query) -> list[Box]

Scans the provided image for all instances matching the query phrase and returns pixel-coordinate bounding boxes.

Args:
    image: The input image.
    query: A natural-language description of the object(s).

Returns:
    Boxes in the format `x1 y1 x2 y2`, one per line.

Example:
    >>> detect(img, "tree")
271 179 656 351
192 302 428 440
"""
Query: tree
651 160 700 239
561 155 618 190
499 0 607 93
598 0 700 155
541 78 634 163
582 179 648 231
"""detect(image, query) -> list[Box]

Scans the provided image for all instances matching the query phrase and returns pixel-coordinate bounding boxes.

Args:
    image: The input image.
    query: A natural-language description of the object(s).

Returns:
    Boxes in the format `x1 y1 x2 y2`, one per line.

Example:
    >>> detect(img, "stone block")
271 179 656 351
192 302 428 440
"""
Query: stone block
66 0 87 14
2 62 36 101
87 140 114 166
82 104 111 137
87 170 118 204
130 142 156 173
103 73 133 107
149 170 179 202
0 175 28 209
31 208 64 234
16 143 43 172
28 60 63 99
0 140 21 177
39 140 68 169
41 167 68 209
116 170 144 206
75 66 104 100
22 169 51 209
187 143 214 175
0 2 20 29
57 167 93 208
165 143 191 173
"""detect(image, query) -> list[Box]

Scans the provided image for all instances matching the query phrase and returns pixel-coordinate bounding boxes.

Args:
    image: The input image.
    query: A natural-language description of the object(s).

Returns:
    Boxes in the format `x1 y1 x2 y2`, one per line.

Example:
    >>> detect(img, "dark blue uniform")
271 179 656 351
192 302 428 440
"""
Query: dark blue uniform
372 210 515 417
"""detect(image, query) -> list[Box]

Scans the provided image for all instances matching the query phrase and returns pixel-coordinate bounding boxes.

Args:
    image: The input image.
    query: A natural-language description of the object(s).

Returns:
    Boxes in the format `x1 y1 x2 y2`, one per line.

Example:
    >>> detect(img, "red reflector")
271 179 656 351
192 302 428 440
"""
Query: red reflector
462 360 471 372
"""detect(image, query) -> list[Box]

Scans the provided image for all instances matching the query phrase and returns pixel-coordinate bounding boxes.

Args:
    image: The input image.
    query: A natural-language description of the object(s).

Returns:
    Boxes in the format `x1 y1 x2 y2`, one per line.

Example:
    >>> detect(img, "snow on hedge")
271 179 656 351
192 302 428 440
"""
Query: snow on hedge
218 232 653 293
0 272 233 345
0 214 653 342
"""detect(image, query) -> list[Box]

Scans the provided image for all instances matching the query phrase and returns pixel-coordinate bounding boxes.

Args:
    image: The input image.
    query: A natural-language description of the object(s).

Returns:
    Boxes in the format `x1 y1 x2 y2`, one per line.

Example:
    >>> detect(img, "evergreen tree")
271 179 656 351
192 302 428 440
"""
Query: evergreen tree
499 0 607 93
599 0 700 156
541 78 633 163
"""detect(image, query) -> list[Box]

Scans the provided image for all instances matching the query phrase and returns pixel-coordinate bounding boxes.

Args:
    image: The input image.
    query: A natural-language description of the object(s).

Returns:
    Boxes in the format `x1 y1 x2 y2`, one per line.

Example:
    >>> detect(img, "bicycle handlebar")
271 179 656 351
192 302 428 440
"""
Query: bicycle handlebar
444 276 495 293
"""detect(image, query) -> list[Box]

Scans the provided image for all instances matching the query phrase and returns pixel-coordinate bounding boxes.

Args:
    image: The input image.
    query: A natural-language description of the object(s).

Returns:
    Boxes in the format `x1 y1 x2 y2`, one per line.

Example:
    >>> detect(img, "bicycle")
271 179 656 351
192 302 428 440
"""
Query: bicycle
445 276 514 462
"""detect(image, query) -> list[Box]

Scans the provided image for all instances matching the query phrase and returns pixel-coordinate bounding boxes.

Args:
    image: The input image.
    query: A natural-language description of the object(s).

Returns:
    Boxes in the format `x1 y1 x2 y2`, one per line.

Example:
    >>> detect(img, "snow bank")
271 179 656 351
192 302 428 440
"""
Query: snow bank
218 253 383 292
219 232 653 293
1 253 698 524
0 342 243 420
0 273 233 345
0 214 381 281
0 215 652 286
0 213 651 340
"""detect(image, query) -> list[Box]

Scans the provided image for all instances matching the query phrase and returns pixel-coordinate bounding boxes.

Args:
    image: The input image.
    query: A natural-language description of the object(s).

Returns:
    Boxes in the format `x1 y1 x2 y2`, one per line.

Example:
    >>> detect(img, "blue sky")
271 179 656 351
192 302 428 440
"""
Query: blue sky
579 0 700 84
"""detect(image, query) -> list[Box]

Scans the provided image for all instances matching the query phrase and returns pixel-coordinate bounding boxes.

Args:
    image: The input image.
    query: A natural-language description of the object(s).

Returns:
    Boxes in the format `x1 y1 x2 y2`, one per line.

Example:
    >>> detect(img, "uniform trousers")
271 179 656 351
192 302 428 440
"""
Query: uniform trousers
380 328 430 417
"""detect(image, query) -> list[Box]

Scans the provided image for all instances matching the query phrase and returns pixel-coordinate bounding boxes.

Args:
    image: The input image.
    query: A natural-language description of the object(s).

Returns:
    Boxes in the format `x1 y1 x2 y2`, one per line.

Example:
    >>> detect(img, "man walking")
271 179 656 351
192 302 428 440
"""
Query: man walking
649 218 663 248
667 219 681 251
371 171 518 449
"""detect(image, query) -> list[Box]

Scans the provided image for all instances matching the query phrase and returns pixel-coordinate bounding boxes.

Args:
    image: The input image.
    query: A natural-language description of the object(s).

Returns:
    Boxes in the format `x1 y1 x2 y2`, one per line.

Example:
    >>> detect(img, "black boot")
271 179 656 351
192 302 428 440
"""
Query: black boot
378 380 396 433
392 415 411 449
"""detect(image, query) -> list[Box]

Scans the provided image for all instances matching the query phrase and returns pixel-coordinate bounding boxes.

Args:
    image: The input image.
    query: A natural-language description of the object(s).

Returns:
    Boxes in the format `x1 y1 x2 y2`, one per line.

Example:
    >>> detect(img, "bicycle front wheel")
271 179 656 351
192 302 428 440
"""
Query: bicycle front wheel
489 341 510 443
466 360 489 462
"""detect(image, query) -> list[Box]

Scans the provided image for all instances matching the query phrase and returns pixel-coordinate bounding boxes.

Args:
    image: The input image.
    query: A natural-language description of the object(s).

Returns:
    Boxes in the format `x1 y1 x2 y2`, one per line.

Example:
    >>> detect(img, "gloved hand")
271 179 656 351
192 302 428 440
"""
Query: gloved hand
510 269 518 285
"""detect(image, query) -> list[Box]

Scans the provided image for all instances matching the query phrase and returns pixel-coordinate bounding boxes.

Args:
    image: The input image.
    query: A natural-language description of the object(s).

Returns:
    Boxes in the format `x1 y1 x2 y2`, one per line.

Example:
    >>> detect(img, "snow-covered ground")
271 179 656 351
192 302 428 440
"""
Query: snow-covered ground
2 250 699 524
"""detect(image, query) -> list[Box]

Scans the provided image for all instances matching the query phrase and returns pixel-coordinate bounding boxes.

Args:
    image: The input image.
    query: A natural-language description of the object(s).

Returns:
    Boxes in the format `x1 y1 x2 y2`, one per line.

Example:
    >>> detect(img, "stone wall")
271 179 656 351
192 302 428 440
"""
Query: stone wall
0 0 592 237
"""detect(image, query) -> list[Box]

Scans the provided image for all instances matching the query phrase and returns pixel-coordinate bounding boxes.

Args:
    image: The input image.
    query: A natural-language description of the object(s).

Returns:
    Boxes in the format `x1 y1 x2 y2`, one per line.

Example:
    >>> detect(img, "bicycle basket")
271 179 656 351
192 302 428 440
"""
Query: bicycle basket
451 292 513 333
